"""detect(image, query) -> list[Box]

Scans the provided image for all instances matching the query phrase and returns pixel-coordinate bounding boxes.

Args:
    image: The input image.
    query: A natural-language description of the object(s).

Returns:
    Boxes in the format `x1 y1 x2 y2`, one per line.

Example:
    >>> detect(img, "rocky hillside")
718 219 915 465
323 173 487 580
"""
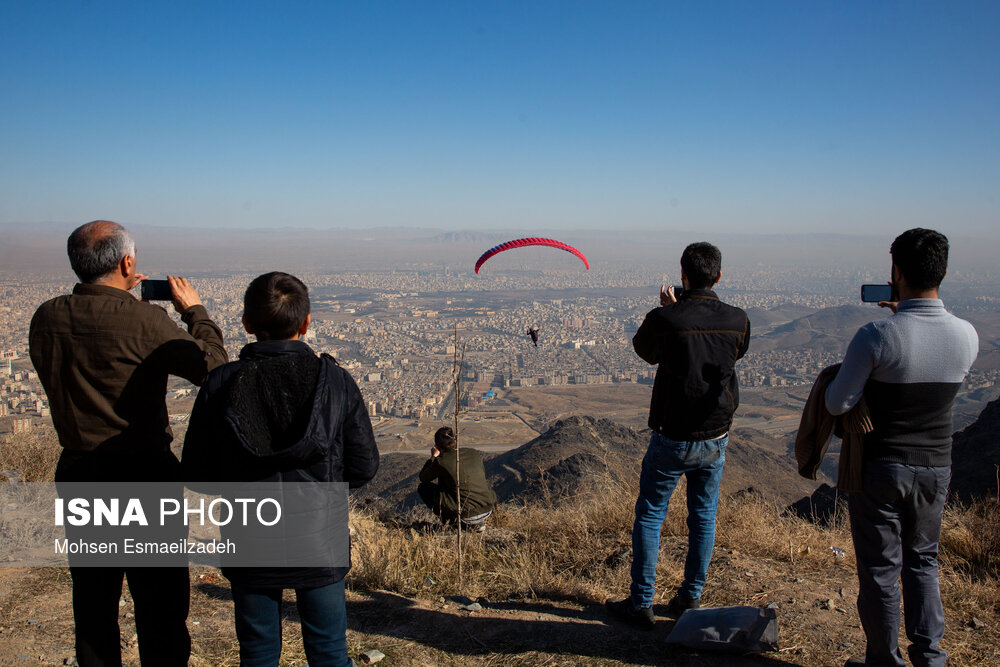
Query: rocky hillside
358 415 818 513
951 392 1000 500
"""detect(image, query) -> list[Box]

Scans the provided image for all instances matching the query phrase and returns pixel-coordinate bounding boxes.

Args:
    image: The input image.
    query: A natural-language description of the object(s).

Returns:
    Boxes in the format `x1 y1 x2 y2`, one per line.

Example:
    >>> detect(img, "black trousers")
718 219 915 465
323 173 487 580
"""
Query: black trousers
70 566 190 667
57 449 191 667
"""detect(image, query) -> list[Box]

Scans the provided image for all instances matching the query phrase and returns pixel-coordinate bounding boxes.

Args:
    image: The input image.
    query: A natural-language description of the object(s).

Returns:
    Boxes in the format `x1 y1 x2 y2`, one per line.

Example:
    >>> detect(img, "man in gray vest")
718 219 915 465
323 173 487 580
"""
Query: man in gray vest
826 228 978 667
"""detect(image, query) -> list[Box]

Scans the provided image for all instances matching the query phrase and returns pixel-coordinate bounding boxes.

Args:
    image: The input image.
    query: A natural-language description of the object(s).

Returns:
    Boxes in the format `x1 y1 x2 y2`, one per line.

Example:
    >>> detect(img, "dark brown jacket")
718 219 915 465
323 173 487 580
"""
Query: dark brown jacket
29 283 227 454
794 364 872 493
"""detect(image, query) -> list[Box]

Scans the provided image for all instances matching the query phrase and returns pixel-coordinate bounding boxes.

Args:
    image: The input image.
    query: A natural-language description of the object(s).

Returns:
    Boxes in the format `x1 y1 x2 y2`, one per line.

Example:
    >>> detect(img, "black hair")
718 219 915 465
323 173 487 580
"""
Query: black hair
680 242 722 289
890 228 949 290
243 272 310 341
435 426 457 452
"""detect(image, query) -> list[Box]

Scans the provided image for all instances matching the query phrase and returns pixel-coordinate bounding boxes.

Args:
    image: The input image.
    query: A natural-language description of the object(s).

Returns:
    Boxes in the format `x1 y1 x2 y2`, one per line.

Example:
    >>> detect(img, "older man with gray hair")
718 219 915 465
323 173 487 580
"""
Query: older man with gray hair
30 220 227 667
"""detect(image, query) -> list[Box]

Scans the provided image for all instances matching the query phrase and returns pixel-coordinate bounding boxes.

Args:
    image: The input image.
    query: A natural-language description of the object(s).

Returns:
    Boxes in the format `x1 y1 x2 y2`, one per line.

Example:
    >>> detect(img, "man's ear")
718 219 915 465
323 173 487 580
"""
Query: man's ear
119 253 133 279
891 264 902 287
297 313 311 337
713 270 722 286
241 313 254 335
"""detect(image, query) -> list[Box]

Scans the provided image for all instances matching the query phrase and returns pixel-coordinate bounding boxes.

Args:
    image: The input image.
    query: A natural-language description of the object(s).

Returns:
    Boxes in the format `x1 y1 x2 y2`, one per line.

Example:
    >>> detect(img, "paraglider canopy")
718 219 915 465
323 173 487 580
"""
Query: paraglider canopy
474 237 589 274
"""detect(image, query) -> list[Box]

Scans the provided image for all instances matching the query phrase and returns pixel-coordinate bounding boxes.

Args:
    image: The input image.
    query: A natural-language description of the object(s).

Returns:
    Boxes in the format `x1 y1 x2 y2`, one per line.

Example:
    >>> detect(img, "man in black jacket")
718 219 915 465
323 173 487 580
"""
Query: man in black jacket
182 272 378 667
608 242 749 630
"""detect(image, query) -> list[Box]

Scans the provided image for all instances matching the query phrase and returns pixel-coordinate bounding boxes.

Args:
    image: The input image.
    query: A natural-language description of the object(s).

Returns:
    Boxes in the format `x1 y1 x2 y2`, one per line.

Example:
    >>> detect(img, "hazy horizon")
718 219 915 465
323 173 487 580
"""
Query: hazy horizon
2 222 999 278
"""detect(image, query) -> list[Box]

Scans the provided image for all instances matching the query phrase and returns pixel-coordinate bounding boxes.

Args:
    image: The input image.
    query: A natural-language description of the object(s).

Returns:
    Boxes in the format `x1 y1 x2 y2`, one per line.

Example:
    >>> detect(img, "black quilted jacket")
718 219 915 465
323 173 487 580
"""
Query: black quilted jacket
633 288 750 441
182 339 378 588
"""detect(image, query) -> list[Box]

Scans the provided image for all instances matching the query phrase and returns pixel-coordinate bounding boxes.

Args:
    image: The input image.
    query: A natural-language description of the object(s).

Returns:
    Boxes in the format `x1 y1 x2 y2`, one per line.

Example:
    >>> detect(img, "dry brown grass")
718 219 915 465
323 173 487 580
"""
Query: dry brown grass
940 497 1000 580
0 430 60 481
350 475 858 605
0 431 995 665
347 474 999 665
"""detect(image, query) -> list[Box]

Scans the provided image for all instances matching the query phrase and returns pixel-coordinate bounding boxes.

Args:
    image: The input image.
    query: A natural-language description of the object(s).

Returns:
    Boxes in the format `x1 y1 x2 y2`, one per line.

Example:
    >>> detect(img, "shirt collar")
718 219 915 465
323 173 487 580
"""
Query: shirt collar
72 283 136 301
681 288 719 301
897 298 944 311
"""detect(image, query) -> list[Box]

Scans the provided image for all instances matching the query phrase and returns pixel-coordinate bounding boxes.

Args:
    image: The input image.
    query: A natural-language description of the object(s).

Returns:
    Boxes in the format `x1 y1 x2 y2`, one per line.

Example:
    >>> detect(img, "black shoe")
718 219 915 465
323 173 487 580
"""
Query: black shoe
605 597 656 630
665 594 701 618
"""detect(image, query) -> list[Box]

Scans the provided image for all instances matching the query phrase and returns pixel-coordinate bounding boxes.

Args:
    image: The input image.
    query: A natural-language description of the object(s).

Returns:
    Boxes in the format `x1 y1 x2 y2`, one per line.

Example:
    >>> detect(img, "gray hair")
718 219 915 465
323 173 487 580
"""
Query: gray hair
67 221 136 283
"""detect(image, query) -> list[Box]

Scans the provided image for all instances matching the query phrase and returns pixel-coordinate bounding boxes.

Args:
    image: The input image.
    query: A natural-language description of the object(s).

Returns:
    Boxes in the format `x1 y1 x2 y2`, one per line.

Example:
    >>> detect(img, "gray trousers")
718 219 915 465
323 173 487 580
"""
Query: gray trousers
848 462 950 667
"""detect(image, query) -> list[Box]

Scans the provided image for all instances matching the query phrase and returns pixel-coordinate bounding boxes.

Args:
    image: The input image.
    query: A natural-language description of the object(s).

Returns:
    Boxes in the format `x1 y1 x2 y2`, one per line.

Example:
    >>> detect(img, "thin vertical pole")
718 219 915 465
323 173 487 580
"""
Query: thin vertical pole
452 325 464 587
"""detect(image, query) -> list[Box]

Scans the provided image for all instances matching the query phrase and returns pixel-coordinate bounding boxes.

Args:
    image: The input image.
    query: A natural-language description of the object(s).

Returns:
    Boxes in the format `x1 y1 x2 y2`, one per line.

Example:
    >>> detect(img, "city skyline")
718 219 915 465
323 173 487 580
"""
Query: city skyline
4 262 999 434
2 2 998 236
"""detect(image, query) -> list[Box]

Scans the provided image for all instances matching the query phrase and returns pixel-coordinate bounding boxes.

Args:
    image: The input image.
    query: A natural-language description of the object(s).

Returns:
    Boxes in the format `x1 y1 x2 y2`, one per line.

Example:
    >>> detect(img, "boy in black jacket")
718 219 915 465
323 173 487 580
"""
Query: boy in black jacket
183 272 378 667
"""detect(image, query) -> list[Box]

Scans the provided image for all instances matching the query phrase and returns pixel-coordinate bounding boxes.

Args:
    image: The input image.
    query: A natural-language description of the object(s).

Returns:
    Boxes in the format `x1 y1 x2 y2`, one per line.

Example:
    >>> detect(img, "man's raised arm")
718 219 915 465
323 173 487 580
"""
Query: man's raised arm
825 325 879 416
148 276 228 385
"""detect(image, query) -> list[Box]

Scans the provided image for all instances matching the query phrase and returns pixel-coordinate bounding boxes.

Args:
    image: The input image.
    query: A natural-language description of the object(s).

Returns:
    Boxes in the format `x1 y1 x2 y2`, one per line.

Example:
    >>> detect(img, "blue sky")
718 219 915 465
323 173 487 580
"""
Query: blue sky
1 1 998 235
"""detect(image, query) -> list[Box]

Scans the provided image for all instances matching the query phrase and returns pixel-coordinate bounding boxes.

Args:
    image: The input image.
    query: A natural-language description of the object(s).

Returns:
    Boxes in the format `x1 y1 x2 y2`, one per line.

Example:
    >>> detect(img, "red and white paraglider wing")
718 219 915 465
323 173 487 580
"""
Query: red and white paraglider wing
474 237 589 274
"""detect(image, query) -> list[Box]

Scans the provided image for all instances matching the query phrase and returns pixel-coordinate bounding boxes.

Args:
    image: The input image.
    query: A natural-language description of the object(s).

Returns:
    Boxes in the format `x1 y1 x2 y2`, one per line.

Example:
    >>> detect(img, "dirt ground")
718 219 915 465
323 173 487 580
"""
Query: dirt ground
1 533 996 667
500 385 653 431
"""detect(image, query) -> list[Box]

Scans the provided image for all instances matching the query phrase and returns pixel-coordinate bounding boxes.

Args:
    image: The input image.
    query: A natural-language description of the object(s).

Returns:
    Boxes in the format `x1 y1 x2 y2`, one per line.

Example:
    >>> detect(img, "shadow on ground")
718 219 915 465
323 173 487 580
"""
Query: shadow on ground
348 590 796 666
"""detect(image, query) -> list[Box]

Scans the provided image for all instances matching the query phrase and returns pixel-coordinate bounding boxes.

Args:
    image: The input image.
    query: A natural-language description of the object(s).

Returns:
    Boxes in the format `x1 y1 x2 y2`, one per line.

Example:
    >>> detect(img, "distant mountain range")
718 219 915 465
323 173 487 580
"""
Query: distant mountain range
429 231 510 244
10 222 989 274
744 303 815 331
751 304 890 354
744 303 998 375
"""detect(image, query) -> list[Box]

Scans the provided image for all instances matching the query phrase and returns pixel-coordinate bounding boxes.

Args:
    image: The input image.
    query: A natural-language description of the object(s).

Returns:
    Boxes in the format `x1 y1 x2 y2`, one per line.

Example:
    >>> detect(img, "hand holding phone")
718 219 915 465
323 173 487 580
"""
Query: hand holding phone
167 276 203 312
860 284 894 303
140 279 172 301
660 284 683 306
140 276 203 313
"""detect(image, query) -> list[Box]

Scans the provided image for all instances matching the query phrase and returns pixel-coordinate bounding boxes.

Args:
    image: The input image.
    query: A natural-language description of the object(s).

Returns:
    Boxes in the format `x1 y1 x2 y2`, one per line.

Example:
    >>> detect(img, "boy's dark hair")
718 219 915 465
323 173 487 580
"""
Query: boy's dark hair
890 228 949 290
435 426 457 452
680 242 722 289
243 272 310 341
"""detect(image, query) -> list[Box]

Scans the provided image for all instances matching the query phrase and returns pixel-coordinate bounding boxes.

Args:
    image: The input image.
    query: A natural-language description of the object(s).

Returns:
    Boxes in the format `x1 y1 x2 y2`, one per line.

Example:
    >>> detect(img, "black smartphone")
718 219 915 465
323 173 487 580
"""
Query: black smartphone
671 285 684 298
140 279 173 301
860 284 894 303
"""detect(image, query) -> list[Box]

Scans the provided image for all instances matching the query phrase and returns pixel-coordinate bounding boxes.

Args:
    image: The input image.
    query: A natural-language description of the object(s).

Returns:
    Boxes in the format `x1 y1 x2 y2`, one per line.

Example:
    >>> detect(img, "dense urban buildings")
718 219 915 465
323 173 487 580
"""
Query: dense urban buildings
3 266 997 438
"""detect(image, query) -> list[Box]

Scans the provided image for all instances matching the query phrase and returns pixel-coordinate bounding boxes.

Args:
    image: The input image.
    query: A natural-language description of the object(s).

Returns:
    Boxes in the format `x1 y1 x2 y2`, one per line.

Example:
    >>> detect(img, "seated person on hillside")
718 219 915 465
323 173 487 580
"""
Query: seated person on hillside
418 427 497 530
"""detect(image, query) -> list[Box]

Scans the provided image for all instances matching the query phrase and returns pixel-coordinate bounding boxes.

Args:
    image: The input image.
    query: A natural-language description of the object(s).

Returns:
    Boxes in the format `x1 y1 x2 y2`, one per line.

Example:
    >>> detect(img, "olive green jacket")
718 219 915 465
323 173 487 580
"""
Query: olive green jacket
419 447 497 515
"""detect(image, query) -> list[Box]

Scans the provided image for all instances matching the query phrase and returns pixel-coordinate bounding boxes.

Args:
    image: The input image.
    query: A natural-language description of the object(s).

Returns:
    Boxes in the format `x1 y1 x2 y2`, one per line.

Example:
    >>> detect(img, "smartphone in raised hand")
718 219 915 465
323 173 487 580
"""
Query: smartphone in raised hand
140 279 172 301
860 284 894 303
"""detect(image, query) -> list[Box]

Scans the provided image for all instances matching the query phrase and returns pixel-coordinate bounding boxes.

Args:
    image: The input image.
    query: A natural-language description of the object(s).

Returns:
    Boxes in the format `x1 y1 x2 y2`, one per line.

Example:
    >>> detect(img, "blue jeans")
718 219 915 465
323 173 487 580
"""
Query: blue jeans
629 432 726 608
231 579 351 667
849 462 950 667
